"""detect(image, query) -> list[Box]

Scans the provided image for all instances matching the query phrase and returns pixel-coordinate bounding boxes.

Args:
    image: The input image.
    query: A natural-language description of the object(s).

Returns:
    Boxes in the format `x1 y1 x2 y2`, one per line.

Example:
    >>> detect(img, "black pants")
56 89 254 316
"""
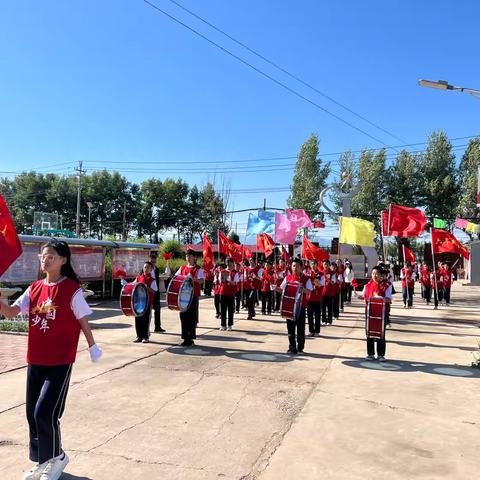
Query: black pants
345 283 353 302
340 289 345 310
274 290 282 311
220 295 235 326
214 293 221 316
204 280 213 296
307 300 321 334
261 291 272 314
180 296 198 341
402 287 414 307
152 292 162 331
367 337 386 357
322 296 333 324
27 363 72 464
235 290 242 313
444 287 451 304
333 294 340 319
245 289 256 318
433 288 444 307
423 285 431 303
287 308 306 350
135 307 151 340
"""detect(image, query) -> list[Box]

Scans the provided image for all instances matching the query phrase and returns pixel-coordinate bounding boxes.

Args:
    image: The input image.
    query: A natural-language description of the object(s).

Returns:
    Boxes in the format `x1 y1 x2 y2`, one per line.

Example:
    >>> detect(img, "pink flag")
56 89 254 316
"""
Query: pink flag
275 212 298 244
455 218 469 229
285 208 313 228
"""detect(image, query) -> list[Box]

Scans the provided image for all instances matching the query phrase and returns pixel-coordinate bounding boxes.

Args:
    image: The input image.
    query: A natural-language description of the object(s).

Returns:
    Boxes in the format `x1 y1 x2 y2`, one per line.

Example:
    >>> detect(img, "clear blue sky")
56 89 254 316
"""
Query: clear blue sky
0 0 479 241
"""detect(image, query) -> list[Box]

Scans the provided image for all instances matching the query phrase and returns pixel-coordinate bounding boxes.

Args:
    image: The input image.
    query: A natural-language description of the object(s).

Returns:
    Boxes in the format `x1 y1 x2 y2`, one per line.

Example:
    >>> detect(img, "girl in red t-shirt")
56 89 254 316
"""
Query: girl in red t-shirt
0 240 102 480
133 261 158 343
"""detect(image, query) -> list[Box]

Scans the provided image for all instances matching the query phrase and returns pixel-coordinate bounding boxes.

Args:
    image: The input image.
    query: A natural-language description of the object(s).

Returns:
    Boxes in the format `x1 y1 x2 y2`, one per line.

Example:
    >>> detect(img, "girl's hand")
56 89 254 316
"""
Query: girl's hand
89 344 103 362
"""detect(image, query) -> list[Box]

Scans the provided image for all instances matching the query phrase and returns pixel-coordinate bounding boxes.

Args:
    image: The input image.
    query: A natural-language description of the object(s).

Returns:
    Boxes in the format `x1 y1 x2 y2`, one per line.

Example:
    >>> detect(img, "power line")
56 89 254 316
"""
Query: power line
142 0 400 151
166 0 408 145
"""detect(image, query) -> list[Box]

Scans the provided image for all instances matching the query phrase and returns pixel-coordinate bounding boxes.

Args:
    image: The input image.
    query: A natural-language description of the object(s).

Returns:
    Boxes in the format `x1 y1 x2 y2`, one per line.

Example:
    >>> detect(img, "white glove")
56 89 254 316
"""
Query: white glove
89 343 103 362
120 279 128 286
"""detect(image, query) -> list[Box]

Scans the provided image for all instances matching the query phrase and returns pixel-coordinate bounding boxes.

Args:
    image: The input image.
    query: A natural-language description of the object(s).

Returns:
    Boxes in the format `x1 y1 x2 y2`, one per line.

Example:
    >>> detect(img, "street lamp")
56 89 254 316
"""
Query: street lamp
418 79 480 98
86 202 93 237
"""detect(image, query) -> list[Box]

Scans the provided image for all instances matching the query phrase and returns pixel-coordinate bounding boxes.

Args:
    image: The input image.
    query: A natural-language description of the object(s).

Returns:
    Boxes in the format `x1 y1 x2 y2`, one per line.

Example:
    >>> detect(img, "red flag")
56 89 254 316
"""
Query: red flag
242 245 253 260
432 228 470 260
281 246 291 260
402 245 415 264
202 233 215 271
0 194 22 277
162 252 173 260
218 231 243 263
381 210 390 236
301 235 329 263
387 204 427 237
256 233 275 257
313 220 325 228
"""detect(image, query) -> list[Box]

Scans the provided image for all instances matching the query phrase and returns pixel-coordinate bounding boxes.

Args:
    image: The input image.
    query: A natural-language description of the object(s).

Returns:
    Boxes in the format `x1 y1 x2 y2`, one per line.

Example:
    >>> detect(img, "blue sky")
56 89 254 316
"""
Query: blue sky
0 0 479 242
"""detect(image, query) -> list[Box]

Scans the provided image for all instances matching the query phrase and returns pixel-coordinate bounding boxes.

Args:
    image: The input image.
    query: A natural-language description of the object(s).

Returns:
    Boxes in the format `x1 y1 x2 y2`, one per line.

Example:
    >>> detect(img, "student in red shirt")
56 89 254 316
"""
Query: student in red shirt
260 261 275 315
0 240 102 480
307 260 324 337
219 257 238 330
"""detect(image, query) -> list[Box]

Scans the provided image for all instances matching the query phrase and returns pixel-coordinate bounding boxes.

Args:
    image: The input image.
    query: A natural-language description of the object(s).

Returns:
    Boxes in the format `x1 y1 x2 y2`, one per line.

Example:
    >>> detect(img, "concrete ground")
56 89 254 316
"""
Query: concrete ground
1 282 479 480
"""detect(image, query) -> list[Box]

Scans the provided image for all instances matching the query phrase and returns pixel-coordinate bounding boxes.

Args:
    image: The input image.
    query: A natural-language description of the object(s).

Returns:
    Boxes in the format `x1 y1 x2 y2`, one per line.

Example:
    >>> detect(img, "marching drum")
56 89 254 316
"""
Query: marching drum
280 282 304 320
366 296 385 339
166 274 194 312
120 282 149 317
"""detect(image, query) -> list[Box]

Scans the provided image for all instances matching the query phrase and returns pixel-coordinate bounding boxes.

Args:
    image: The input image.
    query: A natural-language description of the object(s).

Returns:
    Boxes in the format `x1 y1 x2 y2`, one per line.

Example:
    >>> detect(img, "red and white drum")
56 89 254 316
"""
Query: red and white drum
167 275 194 312
120 282 149 317
366 296 385 339
280 282 304 320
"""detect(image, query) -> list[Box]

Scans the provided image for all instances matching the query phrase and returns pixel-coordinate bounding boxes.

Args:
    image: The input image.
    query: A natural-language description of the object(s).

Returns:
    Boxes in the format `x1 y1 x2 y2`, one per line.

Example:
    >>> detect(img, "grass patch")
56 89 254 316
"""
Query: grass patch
0 318 28 333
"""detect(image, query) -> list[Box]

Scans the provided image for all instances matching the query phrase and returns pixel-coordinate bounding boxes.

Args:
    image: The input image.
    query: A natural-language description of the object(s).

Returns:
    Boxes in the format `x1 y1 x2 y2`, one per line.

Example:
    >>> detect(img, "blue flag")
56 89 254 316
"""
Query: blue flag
246 210 275 237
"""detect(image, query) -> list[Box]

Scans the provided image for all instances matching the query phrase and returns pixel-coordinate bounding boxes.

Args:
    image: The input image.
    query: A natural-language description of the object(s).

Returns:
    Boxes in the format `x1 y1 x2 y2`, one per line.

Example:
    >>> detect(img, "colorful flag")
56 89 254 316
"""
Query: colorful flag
313 220 325 228
466 222 479 234
202 233 214 271
256 233 275 258
0 194 22 277
402 245 415 264
386 204 427 237
285 208 313 228
431 228 470 260
340 217 376 247
242 245 253 259
455 218 468 229
218 231 243 263
433 218 447 229
302 235 330 262
246 210 275 236
274 212 298 244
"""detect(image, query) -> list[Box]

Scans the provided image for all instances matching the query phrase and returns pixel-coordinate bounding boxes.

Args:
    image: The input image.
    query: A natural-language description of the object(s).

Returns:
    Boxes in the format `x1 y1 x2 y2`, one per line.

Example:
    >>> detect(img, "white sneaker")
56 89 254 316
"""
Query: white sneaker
227 326 232 331
365 355 375 361
377 356 386 362
219 326 226 331
39 453 69 480
22 460 49 480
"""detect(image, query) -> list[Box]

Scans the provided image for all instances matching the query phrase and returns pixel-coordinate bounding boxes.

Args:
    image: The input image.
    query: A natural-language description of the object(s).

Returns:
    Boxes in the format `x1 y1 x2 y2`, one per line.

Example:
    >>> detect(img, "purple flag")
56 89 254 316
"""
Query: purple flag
275 212 298 244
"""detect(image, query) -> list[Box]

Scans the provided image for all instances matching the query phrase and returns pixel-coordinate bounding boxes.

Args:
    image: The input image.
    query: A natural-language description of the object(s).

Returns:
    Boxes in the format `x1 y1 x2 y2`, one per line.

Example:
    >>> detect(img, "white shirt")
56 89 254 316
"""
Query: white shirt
279 276 313 292
14 283 93 320
344 268 355 283
175 265 205 280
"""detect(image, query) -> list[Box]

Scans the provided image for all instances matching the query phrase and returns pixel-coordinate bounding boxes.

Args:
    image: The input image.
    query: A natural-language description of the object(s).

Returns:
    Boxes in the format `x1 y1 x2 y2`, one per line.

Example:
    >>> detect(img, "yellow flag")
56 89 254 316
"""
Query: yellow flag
466 222 478 234
340 217 376 247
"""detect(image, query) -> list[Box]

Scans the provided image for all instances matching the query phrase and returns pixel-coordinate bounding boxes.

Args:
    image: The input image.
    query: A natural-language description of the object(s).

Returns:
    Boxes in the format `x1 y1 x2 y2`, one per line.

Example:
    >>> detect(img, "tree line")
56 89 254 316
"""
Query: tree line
0 172 229 243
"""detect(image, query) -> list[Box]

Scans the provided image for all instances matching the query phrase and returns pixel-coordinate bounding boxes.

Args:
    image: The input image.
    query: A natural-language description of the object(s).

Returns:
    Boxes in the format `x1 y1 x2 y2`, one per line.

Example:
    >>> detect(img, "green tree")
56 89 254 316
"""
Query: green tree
288 133 330 219
181 185 203 243
418 131 459 219
457 136 480 219
229 231 240 244
385 150 420 206
351 148 387 231
199 182 229 239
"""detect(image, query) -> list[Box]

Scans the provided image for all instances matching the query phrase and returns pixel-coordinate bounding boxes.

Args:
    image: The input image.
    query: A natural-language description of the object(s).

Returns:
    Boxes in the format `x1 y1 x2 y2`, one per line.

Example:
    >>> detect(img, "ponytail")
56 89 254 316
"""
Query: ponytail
42 239 80 284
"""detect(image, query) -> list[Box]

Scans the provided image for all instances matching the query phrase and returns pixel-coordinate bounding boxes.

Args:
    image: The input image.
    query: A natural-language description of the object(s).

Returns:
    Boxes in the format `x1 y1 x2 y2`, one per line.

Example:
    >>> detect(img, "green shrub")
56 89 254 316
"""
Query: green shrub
0 319 28 333
160 240 185 259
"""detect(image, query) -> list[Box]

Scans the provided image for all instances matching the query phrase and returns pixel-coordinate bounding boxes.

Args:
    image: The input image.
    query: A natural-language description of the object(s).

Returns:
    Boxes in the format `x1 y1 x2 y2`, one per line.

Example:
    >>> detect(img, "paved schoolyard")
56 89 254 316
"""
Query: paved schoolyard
0 283 479 479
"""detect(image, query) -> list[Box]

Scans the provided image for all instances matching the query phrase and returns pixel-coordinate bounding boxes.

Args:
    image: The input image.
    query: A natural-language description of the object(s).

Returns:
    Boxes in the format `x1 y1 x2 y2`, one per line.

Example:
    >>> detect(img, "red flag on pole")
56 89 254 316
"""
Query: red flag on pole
313 220 325 228
218 231 243 263
281 246 291 260
202 233 215 271
402 245 415 264
431 228 470 260
256 233 275 257
0 194 22 277
301 235 329 263
242 244 253 260
387 204 427 237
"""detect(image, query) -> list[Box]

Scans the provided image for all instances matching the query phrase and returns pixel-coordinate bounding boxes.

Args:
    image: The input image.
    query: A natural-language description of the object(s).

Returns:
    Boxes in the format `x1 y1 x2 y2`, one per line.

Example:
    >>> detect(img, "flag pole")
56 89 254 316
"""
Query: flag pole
217 229 220 265
430 227 439 309
380 212 387 262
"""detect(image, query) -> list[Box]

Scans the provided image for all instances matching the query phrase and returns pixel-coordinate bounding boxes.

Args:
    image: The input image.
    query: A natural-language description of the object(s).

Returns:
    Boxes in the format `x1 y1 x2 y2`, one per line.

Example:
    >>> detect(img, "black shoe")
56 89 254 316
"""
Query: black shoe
298 349 304 354
287 348 298 355
133 338 142 343
154 328 166 333
308 332 315 337
247 316 253 320
261 311 266 315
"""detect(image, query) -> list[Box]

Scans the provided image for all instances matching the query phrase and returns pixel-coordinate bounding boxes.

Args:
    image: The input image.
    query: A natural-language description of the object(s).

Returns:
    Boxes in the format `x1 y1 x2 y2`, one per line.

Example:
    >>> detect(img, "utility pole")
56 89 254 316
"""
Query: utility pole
122 200 127 241
74 161 86 237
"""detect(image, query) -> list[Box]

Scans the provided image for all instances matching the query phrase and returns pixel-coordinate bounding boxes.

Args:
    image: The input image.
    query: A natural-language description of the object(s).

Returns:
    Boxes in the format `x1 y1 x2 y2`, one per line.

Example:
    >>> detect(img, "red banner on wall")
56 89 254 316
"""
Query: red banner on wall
70 247 105 281
112 249 151 279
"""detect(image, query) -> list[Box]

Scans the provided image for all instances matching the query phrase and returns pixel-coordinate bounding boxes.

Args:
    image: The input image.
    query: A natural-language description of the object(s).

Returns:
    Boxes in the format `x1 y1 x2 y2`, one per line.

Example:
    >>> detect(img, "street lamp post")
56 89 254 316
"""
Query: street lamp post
418 79 480 98
86 202 93 238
